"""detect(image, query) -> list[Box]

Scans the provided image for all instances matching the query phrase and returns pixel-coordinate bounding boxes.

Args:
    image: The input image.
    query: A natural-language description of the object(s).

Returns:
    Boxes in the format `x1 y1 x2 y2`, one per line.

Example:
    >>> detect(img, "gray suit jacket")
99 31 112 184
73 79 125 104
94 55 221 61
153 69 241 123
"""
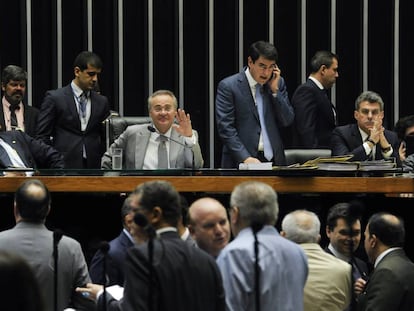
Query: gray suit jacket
0 222 95 311
357 248 414 311
215 69 294 168
101 123 203 169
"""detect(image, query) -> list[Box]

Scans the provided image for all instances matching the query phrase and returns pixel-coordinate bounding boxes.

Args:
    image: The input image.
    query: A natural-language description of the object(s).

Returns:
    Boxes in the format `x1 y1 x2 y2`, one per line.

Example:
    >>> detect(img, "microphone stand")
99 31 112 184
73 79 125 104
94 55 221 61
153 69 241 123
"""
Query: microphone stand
251 222 263 311
134 213 156 311
53 229 63 311
147 125 195 172
100 241 110 311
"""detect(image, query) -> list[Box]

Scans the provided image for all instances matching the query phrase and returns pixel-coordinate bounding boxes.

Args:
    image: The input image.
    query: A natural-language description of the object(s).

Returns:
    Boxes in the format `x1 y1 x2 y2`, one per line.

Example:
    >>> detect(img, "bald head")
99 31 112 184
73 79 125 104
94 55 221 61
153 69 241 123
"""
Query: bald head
188 197 231 257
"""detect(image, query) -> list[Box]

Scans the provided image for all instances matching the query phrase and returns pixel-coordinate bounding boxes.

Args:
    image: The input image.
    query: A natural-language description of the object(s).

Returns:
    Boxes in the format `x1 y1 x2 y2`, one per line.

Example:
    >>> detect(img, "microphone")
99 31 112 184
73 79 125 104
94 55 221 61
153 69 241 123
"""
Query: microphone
100 241 110 311
147 125 195 170
134 213 156 239
134 212 155 311
53 229 64 311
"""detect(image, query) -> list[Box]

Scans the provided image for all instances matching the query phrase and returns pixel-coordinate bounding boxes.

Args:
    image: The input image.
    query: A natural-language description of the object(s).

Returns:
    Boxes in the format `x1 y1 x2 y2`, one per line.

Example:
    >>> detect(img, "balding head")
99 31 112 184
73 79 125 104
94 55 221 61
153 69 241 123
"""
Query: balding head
188 197 230 257
281 210 321 244
14 179 50 223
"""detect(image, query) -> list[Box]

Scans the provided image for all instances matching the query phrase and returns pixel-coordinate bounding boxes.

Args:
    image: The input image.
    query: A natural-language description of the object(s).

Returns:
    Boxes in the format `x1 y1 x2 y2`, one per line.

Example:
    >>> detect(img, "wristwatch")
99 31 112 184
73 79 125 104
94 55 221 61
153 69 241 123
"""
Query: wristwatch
381 145 392 153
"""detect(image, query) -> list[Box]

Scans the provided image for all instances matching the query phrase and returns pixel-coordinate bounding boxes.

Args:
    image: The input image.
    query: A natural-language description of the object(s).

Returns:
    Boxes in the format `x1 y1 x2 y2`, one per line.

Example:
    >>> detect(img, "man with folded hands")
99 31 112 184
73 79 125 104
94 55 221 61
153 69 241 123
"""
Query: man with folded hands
330 90 399 162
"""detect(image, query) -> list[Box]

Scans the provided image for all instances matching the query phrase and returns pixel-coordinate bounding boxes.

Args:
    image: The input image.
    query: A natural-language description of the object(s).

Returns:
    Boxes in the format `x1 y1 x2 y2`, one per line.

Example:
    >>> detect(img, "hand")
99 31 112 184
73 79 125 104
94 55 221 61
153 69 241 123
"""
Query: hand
368 119 383 143
399 142 406 161
354 277 367 296
172 108 193 137
75 283 103 301
267 65 281 94
244 157 262 164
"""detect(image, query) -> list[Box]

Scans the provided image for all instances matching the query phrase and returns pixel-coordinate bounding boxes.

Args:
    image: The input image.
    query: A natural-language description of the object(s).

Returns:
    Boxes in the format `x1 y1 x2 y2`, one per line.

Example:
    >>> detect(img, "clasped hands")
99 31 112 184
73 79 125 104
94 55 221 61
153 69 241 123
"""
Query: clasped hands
368 118 391 150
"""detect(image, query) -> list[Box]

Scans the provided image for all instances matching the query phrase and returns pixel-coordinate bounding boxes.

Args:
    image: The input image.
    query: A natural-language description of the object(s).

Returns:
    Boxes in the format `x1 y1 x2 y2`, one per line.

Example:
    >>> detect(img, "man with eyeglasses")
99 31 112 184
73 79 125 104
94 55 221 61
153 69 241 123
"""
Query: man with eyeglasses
101 89 203 169
36 51 111 168
330 90 399 162
215 40 294 168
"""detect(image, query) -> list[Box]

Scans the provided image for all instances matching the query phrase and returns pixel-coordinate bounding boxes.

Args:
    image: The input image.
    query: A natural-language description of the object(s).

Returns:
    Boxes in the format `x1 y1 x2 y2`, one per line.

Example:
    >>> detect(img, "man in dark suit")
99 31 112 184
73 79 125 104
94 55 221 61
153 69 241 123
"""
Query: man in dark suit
89 193 138 286
331 90 399 162
77 180 225 311
36 51 110 168
1 65 39 136
215 40 294 168
0 179 95 311
357 212 414 311
325 202 370 311
0 130 64 170
291 51 338 148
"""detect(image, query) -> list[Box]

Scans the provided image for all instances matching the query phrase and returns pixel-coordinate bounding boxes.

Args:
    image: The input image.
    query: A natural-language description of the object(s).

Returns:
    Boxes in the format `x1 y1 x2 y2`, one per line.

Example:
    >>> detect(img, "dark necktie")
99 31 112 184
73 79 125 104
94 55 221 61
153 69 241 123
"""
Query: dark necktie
79 93 87 119
9 104 19 129
158 135 168 168
256 84 273 161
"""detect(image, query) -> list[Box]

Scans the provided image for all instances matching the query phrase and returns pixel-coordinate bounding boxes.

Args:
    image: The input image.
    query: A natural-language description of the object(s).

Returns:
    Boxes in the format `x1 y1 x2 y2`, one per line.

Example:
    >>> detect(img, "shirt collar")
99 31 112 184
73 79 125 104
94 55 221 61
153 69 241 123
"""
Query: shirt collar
245 67 260 89
309 76 324 90
71 81 89 98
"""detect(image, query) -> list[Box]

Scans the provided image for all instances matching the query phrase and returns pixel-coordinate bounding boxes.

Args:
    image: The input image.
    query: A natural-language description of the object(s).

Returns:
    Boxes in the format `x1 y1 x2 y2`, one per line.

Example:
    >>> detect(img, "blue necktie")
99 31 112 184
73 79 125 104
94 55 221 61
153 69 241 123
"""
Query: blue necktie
79 93 87 119
256 84 273 161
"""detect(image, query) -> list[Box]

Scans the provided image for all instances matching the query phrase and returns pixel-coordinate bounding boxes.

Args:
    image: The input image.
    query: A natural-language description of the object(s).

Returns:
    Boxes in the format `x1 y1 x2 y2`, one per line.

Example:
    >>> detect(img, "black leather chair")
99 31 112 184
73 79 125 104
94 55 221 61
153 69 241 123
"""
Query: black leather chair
103 114 152 150
284 148 332 165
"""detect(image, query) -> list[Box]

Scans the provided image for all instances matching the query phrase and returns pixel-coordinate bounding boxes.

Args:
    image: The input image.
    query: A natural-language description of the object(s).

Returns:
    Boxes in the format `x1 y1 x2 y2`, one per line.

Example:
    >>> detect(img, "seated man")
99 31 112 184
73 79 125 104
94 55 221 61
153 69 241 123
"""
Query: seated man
330 90 399 162
101 89 203 169
0 130 64 171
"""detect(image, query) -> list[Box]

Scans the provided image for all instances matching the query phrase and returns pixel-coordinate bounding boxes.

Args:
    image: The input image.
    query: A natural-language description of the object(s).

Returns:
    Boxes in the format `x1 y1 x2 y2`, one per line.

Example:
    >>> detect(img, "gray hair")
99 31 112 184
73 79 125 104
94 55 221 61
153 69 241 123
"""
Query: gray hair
230 181 278 226
281 210 320 244
147 89 178 112
355 90 384 111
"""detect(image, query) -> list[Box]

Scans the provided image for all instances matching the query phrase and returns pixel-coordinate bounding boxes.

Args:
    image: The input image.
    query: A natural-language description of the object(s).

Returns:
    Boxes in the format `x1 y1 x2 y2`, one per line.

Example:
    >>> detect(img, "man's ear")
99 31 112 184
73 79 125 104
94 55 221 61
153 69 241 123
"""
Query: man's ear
230 206 239 225
151 206 162 225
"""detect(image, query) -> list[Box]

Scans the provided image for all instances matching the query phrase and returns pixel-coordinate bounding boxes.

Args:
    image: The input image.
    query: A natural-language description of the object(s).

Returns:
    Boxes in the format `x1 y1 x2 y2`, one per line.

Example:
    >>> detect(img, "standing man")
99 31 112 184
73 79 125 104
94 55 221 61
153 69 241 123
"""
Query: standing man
291 51 339 148
325 202 369 311
215 40 294 168
77 180 225 311
89 193 139 286
0 179 94 311
281 209 352 311
36 51 111 168
357 212 414 311
217 181 308 311
101 89 203 169
188 197 231 258
330 90 399 161
1 65 39 136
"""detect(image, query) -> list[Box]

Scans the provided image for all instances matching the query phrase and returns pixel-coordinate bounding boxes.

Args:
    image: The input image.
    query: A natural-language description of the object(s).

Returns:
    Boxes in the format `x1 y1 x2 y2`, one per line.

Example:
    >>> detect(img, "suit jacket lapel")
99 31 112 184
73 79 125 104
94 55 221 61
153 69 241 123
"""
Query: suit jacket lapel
134 127 150 168
237 72 260 123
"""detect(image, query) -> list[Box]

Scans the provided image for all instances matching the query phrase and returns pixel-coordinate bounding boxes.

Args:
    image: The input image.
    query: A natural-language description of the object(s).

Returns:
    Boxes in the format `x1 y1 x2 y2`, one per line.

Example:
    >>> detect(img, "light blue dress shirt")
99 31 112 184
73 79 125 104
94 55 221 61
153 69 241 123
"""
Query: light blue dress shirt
216 225 308 311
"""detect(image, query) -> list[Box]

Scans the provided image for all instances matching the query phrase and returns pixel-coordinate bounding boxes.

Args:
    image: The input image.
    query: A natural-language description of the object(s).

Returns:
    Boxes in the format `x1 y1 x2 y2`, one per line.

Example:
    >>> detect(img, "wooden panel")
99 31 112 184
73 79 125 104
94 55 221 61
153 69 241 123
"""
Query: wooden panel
0 175 412 193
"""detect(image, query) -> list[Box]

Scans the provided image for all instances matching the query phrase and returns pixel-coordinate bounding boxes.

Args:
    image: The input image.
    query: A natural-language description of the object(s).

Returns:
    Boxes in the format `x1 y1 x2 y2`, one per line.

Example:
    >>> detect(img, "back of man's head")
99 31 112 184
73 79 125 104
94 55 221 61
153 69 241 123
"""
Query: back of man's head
281 210 320 244
15 179 50 222
133 180 181 227
367 212 405 248
230 181 278 229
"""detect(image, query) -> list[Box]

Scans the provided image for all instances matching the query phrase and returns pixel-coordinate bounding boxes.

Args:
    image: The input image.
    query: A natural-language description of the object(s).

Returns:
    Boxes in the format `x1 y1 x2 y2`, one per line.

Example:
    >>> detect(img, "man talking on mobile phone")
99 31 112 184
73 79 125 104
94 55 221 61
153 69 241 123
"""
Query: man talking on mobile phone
215 40 294 168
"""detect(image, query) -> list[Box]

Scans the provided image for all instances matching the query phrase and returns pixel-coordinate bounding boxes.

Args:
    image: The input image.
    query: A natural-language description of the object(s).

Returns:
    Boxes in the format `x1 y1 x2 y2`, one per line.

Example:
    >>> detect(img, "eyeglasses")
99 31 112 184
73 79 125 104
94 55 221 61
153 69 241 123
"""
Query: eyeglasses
152 105 175 113
359 108 380 116
257 63 277 72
